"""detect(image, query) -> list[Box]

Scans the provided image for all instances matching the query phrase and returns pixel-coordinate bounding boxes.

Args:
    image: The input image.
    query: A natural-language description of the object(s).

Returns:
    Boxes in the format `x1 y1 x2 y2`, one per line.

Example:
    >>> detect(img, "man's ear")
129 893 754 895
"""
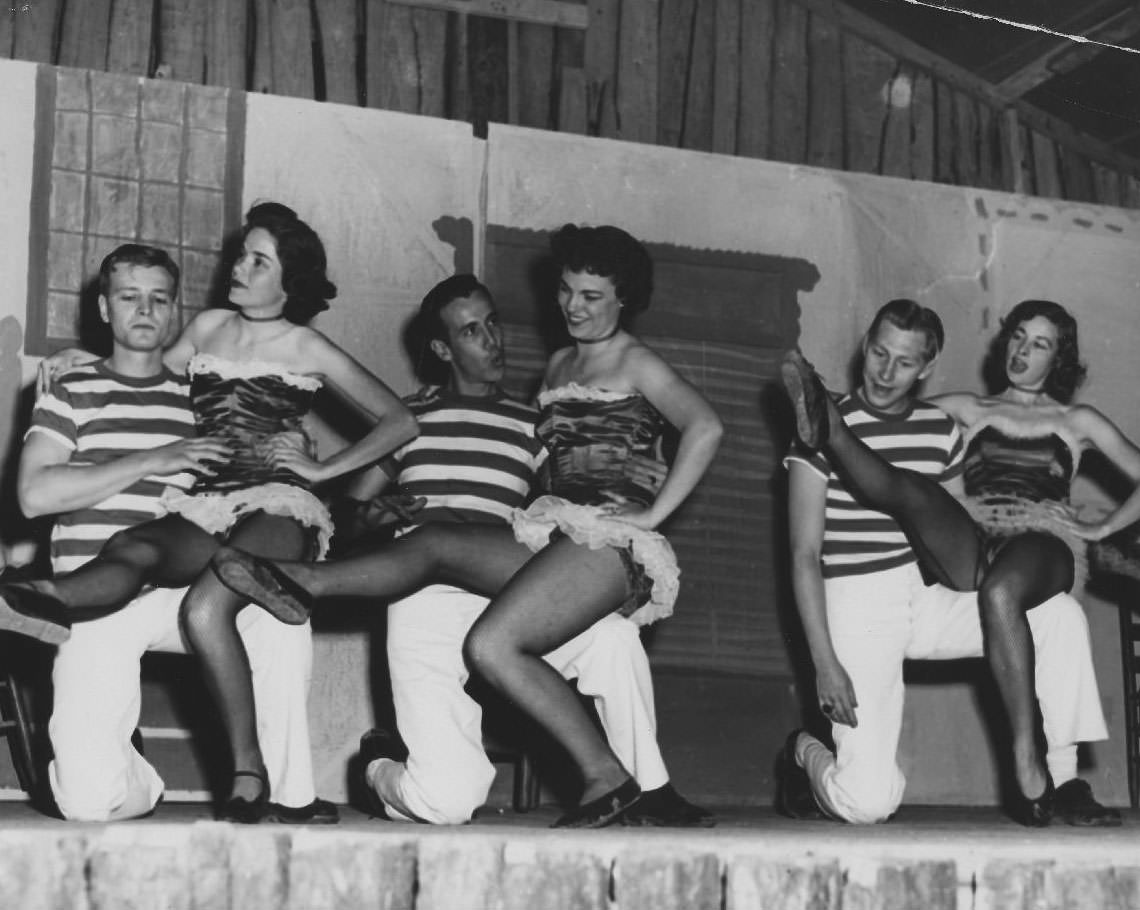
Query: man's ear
918 352 939 382
429 338 453 364
97 295 110 324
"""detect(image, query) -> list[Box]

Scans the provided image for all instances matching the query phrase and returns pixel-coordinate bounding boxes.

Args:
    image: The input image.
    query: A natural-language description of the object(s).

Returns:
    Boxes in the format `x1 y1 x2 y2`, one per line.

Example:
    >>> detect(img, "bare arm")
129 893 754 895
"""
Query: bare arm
788 460 857 727
1070 405 1140 539
268 332 418 485
927 392 981 428
18 431 230 518
621 346 723 530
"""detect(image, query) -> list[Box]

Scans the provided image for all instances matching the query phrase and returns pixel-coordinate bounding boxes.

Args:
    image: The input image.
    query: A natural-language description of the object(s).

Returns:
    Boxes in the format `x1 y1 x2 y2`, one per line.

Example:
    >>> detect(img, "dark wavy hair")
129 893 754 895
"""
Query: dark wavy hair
866 298 944 362
549 224 654 316
418 274 493 347
988 299 1086 403
99 243 180 298
243 202 337 325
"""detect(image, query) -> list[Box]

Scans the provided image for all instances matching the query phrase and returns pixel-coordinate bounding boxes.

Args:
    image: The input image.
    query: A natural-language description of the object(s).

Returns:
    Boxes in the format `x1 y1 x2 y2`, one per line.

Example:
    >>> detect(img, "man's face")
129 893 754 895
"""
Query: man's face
432 293 505 392
98 264 177 352
859 321 935 414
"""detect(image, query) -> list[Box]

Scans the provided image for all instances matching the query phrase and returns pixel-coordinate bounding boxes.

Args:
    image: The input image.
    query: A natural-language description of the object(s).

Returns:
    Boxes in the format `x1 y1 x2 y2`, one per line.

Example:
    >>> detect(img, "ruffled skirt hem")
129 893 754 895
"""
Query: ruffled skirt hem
965 495 1088 592
160 483 334 560
510 495 679 627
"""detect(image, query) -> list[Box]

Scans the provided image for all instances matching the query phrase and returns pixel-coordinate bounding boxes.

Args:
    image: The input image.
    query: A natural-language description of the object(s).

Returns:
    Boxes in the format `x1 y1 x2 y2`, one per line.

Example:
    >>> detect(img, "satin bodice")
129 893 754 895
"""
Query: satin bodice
188 353 321 494
536 384 667 508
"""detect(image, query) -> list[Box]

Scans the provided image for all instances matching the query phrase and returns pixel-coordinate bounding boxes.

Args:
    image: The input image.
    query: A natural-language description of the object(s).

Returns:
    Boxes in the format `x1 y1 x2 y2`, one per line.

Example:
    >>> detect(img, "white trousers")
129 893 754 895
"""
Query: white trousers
799 563 1108 824
49 586 315 821
369 584 669 824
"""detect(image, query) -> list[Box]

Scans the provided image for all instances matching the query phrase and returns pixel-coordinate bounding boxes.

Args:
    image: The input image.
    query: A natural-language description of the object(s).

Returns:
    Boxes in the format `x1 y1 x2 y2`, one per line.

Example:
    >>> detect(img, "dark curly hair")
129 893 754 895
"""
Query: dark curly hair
988 299 1086 403
549 224 654 316
243 202 337 325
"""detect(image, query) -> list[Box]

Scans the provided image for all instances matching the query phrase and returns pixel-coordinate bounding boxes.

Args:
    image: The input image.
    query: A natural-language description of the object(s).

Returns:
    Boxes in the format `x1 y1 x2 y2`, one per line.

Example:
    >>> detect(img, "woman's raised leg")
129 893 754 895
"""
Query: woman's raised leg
180 512 312 819
782 350 985 591
211 524 535 618
35 515 219 614
463 535 639 827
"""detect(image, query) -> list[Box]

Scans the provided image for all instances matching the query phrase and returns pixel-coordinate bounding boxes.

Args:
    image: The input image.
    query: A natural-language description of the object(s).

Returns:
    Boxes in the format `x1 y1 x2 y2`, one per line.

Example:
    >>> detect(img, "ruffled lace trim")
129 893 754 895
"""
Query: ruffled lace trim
538 383 637 407
160 483 334 559
188 353 322 392
965 494 1088 591
510 495 679 626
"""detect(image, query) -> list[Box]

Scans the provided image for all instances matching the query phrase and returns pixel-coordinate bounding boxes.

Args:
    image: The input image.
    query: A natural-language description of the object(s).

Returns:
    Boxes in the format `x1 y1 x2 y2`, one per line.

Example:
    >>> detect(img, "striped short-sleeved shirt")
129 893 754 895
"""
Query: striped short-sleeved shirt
388 387 547 526
27 362 197 573
785 394 964 579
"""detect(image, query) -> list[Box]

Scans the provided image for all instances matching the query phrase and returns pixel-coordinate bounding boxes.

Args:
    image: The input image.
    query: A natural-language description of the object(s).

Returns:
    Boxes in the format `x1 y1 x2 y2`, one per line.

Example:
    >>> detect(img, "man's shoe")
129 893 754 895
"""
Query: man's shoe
776 730 825 820
264 797 340 825
354 728 407 818
360 727 408 764
621 783 715 827
1054 778 1122 827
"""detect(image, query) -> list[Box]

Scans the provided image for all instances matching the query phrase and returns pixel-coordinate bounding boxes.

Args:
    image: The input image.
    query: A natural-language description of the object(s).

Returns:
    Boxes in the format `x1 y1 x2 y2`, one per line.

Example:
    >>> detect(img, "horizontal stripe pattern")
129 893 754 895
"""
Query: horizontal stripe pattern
392 389 544 526
788 395 963 579
29 362 197 573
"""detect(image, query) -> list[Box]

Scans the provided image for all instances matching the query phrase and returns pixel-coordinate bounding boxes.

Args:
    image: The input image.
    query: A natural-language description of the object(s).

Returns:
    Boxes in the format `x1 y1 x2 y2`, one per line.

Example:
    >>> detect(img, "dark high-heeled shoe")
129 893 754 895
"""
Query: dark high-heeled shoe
210 547 312 625
1008 772 1055 828
219 769 269 824
552 777 641 829
780 350 831 450
0 584 71 645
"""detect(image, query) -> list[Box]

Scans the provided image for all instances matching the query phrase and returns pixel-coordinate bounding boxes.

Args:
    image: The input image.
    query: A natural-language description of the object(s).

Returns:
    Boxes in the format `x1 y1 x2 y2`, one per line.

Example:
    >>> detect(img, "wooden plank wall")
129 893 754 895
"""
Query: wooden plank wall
3 0 1139 206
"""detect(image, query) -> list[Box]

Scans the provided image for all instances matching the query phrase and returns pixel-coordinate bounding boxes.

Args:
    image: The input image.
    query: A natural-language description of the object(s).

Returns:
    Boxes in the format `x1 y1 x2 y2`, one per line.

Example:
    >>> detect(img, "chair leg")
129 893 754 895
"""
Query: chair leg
3 673 38 798
512 756 529 813
524 754 541 810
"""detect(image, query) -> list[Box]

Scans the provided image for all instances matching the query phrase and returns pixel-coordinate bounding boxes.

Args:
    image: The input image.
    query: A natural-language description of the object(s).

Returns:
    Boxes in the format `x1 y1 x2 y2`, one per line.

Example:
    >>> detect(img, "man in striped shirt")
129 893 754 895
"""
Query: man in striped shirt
779 299 1108 824
25 244 329 822
353 275 709 826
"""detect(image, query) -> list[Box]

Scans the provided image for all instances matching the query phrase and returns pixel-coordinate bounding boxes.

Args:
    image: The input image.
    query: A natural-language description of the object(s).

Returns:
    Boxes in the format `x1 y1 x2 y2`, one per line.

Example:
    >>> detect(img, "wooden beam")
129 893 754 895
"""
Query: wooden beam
557 64 587 133
789 0 1140 177
807 9 844 170
995 7 1140 101
516 20 555 129
58 0 112 70
737 0 773 159
107 0 153 77
657 0 695 147
389 0 587 30
268 0 314 98
770 0 808 164
999 109 1029 194
315 0 360 104
11 0 63 63
615 0 659 144
909 68 934 181
584 0 617 138
157 0 205 83
206 0 249 90
712 0 740 155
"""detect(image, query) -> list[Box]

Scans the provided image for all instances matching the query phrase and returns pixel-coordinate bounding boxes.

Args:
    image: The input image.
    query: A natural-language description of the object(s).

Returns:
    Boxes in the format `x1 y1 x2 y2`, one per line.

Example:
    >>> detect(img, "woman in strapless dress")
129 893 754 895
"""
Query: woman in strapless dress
210 224 725 827
782 299 1140 827
6 202 416 820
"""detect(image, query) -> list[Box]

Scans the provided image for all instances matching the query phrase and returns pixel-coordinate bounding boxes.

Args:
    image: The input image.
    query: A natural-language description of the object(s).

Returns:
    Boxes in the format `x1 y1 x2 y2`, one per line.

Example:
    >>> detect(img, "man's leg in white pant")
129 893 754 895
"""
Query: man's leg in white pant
48 590 180 821
908 585 1114 823
797 566 915 824
543 613 668 791
236 605 316 810
546 613 713 825
368 585 495 824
